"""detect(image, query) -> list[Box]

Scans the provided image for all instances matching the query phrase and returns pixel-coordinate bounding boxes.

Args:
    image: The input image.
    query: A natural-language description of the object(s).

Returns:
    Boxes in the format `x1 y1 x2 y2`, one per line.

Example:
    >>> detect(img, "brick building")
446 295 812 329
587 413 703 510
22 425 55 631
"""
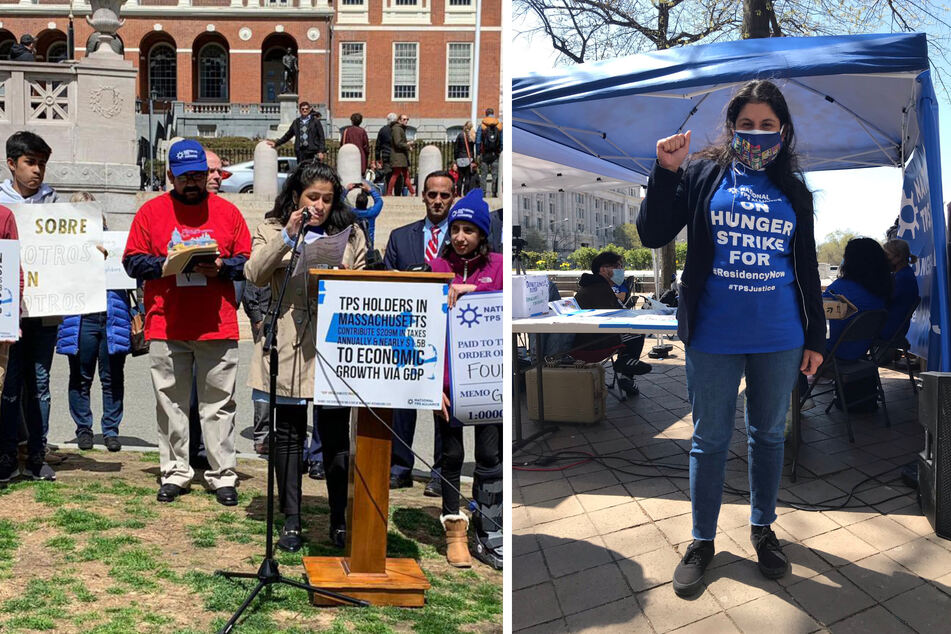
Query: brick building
0 0 501 140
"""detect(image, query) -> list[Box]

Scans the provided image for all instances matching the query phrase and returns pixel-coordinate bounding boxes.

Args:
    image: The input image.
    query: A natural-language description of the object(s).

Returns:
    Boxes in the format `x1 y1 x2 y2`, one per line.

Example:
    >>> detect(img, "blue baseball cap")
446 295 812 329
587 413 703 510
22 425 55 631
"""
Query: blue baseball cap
168 140 208 177
447 188 491 236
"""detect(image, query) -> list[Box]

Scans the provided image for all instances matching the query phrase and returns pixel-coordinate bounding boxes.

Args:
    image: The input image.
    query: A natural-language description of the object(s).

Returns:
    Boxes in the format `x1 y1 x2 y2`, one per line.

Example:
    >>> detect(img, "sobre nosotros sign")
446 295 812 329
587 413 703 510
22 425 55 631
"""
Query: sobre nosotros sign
9 203 106 317
314 279 448 409
449 291 502 424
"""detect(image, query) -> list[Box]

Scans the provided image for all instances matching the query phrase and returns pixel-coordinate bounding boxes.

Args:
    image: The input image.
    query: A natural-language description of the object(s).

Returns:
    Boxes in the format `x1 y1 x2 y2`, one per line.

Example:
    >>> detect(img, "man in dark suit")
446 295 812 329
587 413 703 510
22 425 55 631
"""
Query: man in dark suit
266 101 325 163
383 170 455 495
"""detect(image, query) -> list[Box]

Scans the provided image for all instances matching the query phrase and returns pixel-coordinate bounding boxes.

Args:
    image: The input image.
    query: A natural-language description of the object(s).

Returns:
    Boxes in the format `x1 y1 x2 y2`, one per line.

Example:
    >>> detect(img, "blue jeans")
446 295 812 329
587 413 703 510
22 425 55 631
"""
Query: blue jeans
0 320 57 457
685 345 802 541
67 313 126 437
390 408 442 480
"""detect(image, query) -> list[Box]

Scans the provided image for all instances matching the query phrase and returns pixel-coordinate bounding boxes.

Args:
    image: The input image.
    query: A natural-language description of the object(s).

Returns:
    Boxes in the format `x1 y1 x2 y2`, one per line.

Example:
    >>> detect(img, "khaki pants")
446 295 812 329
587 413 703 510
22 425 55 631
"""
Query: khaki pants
149 339 239 489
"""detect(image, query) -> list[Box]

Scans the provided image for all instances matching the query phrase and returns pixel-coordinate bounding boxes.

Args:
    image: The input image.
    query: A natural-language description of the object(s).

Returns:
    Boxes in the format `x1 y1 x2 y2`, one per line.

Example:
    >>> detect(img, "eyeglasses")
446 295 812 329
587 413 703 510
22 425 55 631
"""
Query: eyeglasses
425 191 452 200
176 171 207 183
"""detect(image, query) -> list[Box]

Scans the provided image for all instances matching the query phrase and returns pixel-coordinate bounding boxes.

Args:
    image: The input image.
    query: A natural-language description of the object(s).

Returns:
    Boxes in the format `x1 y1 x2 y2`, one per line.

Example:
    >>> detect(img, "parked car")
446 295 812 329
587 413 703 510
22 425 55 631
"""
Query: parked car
218 157 298 193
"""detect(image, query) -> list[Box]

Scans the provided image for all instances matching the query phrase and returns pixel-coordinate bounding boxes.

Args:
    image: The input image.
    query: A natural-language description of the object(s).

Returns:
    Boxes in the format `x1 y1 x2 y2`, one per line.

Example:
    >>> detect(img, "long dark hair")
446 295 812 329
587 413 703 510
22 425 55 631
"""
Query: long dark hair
438 222 492 259
839 237 892 301
696 80 813 215
266 160 355 235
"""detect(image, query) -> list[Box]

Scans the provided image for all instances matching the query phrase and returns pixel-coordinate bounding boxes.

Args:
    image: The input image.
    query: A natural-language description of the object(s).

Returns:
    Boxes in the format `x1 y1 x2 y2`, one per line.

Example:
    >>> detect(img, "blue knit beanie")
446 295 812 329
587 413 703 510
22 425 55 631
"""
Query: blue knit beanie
447 188 490 236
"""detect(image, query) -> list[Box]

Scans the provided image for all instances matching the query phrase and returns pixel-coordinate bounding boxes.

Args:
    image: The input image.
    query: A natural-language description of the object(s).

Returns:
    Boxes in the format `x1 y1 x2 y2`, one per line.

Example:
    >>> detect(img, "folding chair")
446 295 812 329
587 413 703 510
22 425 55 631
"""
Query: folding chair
555 335 636 401
799 309 889 443
869 297 921 395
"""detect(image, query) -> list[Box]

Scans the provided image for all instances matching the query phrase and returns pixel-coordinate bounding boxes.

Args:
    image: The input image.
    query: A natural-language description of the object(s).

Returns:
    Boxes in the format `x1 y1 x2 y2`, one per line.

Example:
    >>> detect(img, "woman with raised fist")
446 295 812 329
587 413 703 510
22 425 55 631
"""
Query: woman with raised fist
636 80 823 597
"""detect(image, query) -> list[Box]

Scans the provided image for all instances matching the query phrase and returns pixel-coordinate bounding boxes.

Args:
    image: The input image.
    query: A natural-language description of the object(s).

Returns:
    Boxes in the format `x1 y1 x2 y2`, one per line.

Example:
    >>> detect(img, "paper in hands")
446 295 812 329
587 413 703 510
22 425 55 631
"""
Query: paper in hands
292 225 352 276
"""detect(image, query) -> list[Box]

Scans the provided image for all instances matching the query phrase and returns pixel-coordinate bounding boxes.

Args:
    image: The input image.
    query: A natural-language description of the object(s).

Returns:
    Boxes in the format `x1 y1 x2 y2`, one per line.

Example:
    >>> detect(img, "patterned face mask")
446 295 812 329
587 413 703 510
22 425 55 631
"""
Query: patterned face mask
731 128 783 170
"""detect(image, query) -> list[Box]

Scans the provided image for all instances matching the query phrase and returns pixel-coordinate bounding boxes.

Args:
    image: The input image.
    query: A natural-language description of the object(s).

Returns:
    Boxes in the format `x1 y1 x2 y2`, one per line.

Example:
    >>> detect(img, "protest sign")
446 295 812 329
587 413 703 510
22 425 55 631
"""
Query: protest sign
512 274 550 319
0 240 20 340
448 291 502 424
9 202 106 317
102 231 136 290
314 279 448 409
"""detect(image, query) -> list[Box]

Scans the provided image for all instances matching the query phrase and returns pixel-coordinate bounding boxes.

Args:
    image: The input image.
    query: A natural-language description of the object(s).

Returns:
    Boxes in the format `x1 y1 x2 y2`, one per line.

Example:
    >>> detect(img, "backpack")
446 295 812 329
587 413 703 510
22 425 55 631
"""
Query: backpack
481 124 501 158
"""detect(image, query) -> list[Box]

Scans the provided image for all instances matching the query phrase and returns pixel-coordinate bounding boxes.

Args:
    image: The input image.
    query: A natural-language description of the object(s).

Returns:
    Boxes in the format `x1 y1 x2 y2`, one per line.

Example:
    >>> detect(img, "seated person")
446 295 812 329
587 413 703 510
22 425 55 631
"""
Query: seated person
881 238 919 341
573 251 651 395
824 237 892 360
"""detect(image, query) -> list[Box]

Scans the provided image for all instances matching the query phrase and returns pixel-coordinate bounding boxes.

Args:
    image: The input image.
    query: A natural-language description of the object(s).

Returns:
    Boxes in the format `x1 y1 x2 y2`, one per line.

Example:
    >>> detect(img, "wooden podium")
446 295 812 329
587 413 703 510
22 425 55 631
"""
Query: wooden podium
302 269 453 607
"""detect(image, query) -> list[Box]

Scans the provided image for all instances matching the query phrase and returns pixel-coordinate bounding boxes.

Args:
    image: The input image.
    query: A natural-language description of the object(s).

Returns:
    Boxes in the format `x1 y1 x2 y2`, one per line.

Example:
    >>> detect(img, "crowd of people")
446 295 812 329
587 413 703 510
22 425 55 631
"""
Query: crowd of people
0 129 504 571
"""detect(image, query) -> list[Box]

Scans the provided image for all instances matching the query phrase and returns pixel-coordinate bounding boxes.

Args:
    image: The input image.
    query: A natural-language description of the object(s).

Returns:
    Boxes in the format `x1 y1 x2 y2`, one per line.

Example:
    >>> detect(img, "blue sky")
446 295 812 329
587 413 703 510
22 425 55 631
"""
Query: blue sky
511 29 951 245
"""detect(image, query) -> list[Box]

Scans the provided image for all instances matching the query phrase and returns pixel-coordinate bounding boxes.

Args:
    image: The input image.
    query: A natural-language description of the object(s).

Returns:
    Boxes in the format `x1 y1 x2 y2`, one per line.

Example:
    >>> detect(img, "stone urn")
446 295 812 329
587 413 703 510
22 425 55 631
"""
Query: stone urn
86 0 127 53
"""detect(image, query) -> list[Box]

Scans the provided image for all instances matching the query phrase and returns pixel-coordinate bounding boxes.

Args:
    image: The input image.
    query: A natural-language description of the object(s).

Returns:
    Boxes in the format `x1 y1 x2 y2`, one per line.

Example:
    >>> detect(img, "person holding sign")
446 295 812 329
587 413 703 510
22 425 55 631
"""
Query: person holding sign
123 140 251 506
429 188 503 570
0 203 22 483
637 80 824 597
245 161 367 552
56 193 132 453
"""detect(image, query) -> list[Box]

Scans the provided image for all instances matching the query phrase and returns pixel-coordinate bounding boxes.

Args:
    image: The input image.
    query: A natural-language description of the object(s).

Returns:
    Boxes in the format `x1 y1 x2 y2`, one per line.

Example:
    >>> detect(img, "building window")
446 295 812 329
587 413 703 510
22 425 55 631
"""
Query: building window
446 42 472 100
339 42 365 100
521 198 529 211
392 42 418 100
395 0 417 5
449 0 472 4
47 42 67 63
198 43 228 101
341 0 364 3
149 43 177 100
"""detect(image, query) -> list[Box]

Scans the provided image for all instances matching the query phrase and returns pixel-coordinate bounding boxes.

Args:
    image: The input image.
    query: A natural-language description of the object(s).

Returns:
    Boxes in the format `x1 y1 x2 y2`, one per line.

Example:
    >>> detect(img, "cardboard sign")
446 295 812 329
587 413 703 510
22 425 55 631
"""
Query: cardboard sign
0 240 20 340
9 202 106 317
449 291 503 424
512 274 550 319
314 279 448 409
823 294 858 320
102 231 137 290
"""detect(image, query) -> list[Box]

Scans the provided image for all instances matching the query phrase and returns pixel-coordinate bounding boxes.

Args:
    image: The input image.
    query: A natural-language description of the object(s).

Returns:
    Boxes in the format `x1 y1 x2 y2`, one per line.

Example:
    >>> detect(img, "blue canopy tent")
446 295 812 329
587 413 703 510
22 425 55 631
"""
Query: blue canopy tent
513 33 949 370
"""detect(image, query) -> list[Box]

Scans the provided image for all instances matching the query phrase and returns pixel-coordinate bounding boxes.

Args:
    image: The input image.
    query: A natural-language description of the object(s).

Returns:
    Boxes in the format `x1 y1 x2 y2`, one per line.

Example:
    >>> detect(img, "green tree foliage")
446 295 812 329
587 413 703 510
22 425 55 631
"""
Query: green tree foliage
522 228 548 251
612 223 643 249
816 230 857 265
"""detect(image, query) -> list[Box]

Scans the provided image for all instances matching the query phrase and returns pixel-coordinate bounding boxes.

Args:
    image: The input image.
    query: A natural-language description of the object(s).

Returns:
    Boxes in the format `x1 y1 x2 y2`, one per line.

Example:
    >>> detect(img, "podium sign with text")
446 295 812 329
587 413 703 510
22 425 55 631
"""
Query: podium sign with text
9 203 106 317
314 279 448 409
448 291 503 424
103 231 137 290
0 240 20 340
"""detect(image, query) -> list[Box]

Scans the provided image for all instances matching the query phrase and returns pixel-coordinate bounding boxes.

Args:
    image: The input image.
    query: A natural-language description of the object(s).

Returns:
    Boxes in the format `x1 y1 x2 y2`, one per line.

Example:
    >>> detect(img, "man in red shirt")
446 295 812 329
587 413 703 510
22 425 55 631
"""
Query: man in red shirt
123 140 251 505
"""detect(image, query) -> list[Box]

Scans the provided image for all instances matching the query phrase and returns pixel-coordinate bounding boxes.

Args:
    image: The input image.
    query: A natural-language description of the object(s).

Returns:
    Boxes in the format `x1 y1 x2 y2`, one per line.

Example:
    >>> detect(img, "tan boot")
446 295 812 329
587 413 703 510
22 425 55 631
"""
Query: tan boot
441 514 472 568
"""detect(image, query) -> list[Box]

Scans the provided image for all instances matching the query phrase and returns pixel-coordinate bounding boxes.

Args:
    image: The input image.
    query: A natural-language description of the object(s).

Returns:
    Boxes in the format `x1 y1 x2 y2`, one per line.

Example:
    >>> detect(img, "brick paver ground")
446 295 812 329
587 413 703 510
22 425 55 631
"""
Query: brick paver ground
513 342 951 633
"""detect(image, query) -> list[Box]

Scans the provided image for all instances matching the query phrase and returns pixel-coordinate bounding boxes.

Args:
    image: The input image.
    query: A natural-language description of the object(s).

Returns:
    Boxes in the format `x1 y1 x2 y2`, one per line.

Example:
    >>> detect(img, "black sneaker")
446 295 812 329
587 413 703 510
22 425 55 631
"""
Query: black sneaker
751 525 788 579
424 477 442 498
24 454 56 481
673 540 715 597
0 454 18 483
104 436 121 452
308 461 325 480
76 429 94 450
389 474 413 490
618 376 640 398
630 360 653 375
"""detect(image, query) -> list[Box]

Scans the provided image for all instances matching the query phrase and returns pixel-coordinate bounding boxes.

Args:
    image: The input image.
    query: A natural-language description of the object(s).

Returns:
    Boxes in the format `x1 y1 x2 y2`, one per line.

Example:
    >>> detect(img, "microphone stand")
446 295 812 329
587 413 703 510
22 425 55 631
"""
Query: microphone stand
216 216 367 634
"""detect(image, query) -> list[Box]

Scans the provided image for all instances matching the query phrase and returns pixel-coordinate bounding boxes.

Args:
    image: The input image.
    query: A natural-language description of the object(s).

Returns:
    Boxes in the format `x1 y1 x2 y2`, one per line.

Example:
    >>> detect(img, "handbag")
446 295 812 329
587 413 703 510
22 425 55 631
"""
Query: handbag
456 134 472 168
127 290 150 357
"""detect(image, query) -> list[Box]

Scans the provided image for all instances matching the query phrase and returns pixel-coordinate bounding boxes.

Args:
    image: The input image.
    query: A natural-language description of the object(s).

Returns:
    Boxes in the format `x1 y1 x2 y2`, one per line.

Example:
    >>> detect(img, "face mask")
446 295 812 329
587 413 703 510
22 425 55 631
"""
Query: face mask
731 128 783 170
611 268 626 286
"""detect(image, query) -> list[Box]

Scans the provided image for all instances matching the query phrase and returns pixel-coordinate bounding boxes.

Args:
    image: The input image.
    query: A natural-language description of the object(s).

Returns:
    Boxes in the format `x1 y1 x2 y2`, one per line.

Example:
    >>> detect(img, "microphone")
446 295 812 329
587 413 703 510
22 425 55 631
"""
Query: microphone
300 208 312 224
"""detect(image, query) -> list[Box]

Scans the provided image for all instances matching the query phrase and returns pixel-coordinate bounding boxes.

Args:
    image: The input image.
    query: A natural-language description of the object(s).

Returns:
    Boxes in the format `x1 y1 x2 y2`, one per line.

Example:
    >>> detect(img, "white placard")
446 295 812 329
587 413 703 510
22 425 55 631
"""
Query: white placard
549 297 580 315
9 203 106 317
0 240 20 340
449 291 503 424
512 274 551 319
102 231 137 290
314 279 448 409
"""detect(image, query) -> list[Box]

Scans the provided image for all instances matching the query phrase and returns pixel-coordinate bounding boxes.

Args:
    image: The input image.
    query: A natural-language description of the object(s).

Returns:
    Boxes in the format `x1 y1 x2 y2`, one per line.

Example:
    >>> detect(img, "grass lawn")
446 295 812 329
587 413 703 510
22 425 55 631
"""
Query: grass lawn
0 450 502 633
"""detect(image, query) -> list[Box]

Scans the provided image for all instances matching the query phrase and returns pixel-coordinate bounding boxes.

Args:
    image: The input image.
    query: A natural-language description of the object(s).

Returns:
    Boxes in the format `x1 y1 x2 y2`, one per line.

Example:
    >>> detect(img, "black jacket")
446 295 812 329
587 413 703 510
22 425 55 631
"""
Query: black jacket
375 124 393 164
636 159 825 353
274 116 326 158
573 273 624 352
10 44 34 62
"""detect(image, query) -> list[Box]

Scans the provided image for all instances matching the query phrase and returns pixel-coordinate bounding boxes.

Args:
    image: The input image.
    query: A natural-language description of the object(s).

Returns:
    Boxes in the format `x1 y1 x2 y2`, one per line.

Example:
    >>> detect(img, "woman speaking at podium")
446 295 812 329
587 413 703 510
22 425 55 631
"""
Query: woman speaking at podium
245 161 367 552
430 189 504 570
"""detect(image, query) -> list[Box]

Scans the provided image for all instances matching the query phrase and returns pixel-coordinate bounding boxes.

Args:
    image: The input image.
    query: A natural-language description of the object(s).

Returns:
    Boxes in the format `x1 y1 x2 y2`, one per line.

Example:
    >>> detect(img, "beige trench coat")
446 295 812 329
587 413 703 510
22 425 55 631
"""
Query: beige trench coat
244 218 367 398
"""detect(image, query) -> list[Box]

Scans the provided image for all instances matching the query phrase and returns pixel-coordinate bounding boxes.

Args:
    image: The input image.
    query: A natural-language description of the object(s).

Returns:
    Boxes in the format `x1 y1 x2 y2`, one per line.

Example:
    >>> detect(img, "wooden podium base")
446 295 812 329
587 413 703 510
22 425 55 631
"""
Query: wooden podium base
302 556 430 607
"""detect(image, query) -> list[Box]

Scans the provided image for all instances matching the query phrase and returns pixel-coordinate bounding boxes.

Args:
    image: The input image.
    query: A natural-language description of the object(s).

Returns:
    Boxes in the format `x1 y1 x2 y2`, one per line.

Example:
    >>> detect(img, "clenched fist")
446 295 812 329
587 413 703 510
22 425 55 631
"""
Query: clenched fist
656 130 692 172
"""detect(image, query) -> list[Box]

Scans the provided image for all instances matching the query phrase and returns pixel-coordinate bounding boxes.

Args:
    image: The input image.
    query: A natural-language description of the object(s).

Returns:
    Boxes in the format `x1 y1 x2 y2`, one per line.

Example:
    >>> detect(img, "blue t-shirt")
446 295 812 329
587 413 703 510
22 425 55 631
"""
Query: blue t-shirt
824 278 887 360
690 164 804 353
882 266 918 340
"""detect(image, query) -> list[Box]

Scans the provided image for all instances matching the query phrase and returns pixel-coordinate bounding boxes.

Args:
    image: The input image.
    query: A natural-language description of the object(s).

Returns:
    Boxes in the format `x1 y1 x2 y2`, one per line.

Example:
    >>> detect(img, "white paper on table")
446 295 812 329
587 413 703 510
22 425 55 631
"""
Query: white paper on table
292 226 352 276
102 231 137 290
